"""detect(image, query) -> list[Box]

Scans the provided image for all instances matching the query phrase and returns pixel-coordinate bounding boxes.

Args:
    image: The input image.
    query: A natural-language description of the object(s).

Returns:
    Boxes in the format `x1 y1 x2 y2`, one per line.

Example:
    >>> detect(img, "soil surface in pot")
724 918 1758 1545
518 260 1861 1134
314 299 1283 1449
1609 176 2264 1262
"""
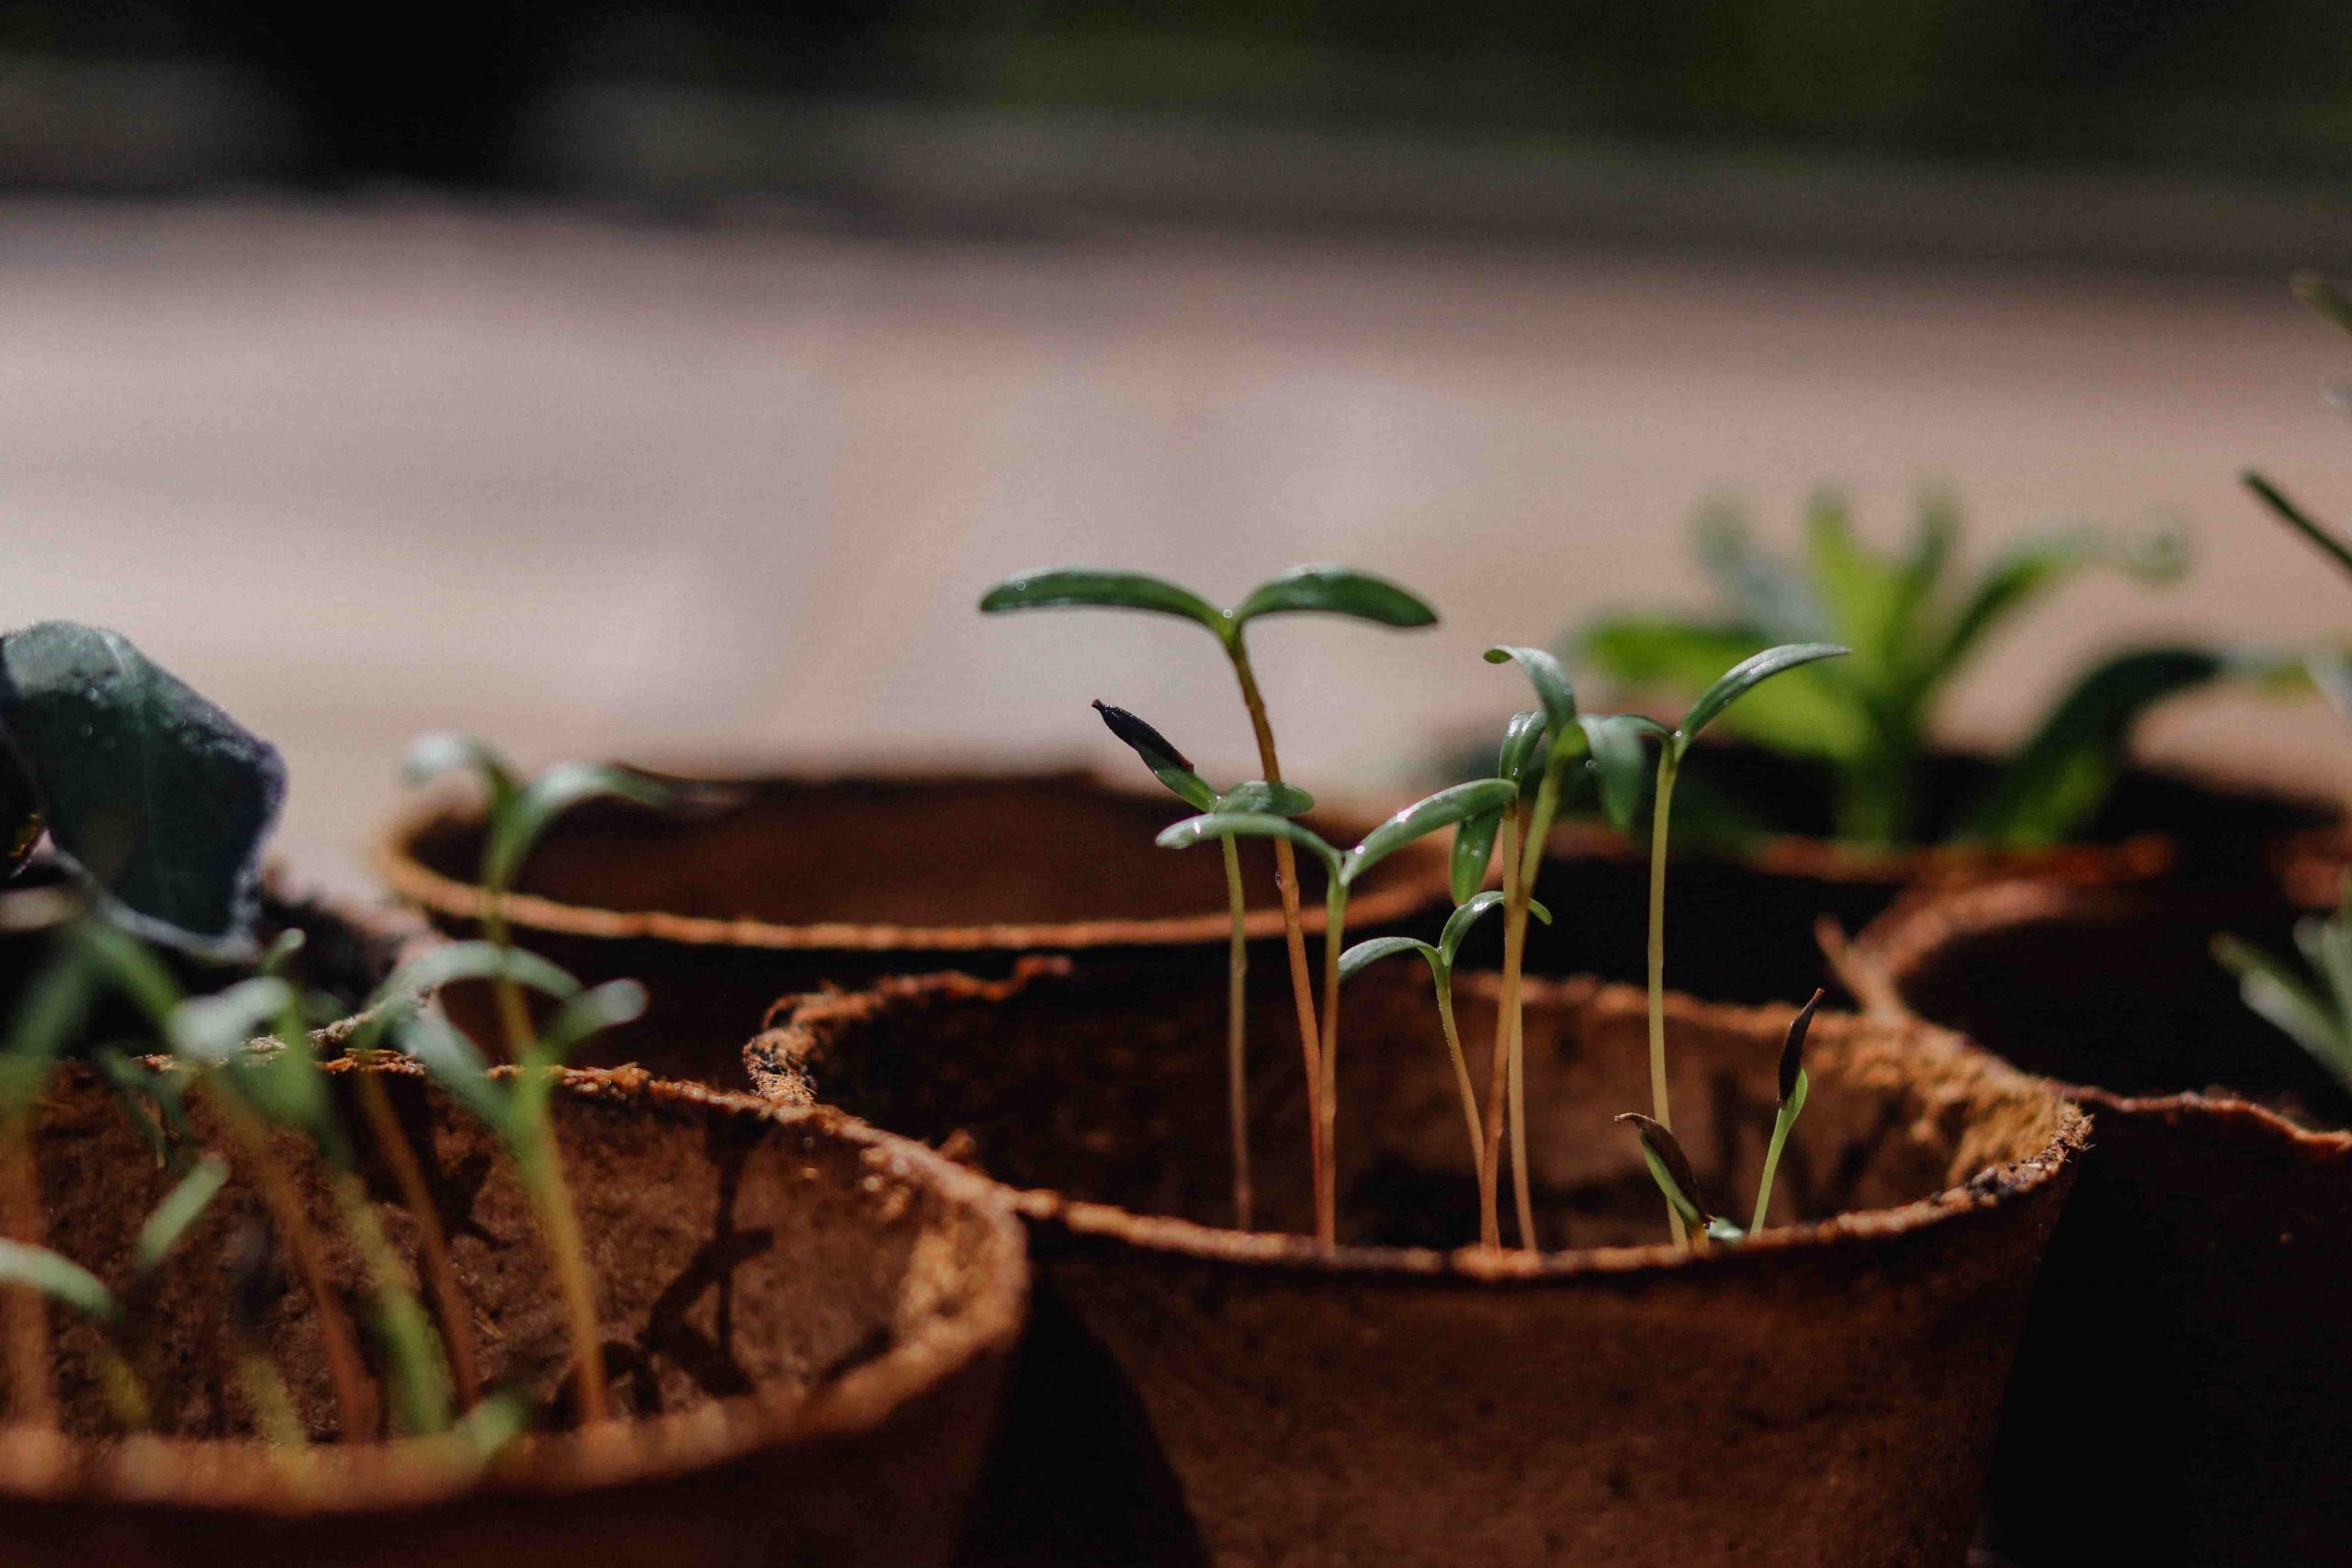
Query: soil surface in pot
754 956 2080 1567
384 770 1444 1079
1862 876 2352 1566
1455 745 2336 1007
5 1063 1025 1568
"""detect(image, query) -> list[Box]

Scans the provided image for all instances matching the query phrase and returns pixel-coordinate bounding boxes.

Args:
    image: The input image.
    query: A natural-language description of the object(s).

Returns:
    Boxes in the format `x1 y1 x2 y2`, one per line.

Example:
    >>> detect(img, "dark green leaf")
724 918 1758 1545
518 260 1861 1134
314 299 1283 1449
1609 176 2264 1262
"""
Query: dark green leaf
133 1156 229 1275
1578 617 1866 761
978 568 1226 636
1232 566 1437 629
1216 780 1314 817
0 1238 117 1324
1578 714 1660 833
484 763 673 896
1092 701 1216 810
402 733 519 818
1344 779 1519 887
2245 470 2352 583
1679 643 1850 744
0 623 286 957
1449 808 1500 905
1617 1112 1713 1229
1438 890 1550 970
1338 935 1437 982
1497 710 1548 791
1780 988 1825 1105
1961 647 2227 848
1158 812 1342 878
2216 933 2352 1082
1484 646 1577 731
525 979 649 1075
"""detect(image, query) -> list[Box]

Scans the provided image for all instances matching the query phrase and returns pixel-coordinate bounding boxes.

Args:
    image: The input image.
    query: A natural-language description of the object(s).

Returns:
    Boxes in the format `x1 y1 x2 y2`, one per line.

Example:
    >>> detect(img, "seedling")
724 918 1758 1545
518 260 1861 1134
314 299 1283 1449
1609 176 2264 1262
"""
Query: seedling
1571 497 2269 848
1159 778 1516 1244
2216 879 2352 1097
1093 700 1311 1231
1340 890 1551 1225
1616 1114 1745 1246
982 564 1438 1234
1751 990 1823 1234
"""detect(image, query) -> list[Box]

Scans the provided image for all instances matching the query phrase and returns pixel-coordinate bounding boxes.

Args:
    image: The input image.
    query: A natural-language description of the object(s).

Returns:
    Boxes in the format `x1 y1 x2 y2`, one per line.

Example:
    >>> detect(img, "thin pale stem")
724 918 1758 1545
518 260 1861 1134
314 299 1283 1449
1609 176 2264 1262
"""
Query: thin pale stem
1227 636 1328 1246
211 1097 377 1438
1430 974 1486 1199
522 1132 610 1426
1647 748 1688 1249
1752 1102 1799 1235
327 1170 451 1435
0 1111 52 1429
1219 838 1252 1232
1478 812 1522 1252
1508 773 1565 1254
481 900 533 1064
352 1065 481 1406
1315 885 1347 1247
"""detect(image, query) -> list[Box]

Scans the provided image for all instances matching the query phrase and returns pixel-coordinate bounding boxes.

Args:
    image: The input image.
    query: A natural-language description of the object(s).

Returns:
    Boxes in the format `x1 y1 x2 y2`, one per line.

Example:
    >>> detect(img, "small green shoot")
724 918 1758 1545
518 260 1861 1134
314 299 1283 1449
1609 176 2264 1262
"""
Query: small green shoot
1340 890 1551 1226
1750 990 1823 1234
1617 1113 1744 1246
2215 878 2352 1097
1159 777 1513 1242
1094 699 1310 1232
989 564 1439 1247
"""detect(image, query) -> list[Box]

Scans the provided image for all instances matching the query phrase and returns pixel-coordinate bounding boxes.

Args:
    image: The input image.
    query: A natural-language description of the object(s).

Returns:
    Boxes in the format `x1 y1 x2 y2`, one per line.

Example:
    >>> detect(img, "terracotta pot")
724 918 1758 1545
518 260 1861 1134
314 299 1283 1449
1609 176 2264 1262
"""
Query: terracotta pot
374 768 1451 1079
1 1060 1028 1567
749 956 2085 1568
1850 874 2352 1566
1485 745 2337 1007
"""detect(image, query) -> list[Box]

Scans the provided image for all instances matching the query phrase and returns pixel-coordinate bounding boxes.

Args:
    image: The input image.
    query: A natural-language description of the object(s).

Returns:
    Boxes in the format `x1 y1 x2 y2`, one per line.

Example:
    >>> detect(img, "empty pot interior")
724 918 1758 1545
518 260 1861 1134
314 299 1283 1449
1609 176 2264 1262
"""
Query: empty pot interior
404 773 1415 931
1887 879 2352 1127
762 960 2064 1252
25 1068 1011 1443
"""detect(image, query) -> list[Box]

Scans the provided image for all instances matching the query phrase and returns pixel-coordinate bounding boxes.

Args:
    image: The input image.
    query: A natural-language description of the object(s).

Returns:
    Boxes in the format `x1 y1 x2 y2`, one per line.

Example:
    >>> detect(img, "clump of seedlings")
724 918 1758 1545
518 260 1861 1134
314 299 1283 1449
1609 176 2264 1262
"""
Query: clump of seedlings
1570 494 2290 848
1092 700 1312 1231
0 733 663 1453
981 566 1437 1244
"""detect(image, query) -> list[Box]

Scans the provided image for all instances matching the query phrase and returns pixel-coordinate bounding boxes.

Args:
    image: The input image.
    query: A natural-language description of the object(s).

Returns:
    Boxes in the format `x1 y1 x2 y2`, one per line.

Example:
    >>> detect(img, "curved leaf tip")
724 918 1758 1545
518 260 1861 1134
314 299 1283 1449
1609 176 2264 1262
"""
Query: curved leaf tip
1780 988 1824 1105
978 568 1227 635
1234 566 1438 629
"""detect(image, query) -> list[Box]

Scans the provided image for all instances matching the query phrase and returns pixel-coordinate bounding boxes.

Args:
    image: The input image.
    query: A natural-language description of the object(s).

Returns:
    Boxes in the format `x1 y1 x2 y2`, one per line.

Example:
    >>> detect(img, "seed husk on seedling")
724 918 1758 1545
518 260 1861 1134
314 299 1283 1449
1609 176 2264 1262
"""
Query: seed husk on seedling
1616 1113 1745 1246
1339 889 1551 1227
1751 989 1823 1234
983 564 1438 1241
1092 699 1311 1231
1159 777 1515 1244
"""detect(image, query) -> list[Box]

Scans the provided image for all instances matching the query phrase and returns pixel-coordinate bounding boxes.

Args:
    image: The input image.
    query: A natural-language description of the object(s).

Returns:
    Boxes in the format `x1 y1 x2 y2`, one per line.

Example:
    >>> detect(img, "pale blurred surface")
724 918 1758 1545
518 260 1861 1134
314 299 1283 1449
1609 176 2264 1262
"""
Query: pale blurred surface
2 197 2346 865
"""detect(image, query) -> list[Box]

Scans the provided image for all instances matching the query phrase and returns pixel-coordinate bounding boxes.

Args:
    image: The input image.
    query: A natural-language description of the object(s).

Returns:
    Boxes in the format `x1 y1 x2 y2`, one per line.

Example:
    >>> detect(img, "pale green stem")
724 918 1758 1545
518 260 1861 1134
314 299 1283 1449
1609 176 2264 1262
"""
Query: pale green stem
1430 972 1487 1199
327 1171 452 1435
481 895 533 1064
1508 769 1566 1254
1478 813 1522 1251
520 1133 610 1426
1316 883 1348 1244
1751 1074 1808 1235
1219 837 1252 1232
1648 746 1689 1249
1226 634 1328 1246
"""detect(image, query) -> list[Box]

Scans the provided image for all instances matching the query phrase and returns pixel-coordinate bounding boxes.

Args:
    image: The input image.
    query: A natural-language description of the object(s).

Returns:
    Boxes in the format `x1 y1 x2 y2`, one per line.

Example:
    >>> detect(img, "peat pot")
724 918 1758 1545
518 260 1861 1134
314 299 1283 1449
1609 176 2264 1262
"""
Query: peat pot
1482 747 2337 1008
749 956 2086 1568
1852 874 2352 1566
377 769 1449 1078
0 1061 1028 1568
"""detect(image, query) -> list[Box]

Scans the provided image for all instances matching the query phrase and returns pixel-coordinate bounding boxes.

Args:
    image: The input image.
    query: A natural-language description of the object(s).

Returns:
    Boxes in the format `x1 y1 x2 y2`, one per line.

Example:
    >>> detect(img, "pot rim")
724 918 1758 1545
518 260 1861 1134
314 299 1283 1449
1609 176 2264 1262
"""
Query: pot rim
754 956 2089 1291
371 768 1450 954
0 1065 1029 1517
1849 874 2352 1159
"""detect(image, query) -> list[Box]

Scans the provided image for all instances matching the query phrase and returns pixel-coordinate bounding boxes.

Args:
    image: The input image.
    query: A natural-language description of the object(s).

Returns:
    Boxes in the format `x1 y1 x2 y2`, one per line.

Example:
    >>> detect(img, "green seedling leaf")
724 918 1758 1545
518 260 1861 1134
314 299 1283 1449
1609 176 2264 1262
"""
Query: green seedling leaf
392 1010 514 1140
1158 812 1343 878
368 941 583 1016
133 1155 229 1276
1449 808 1500 905
1484 646 1578 732
1497 710 1549 791
1439 890 1550 971
0 1238 118 1325
2244 470 2352 583
978 569 1227 636
1338 935 1438 982
402 732 520 818
1344 779 1519 887
2292 272 2352 340
0 953 95 1111
1455 711 1549 900
2217 933 2352 1082
0 623 286 958
1232 566 1438 629
1679 642 1850 744
483 763 674 896
1215 780 1314 817
525 980 648 1075
65 919 185 1028
1617 1112 1714 1230
255 929 305 981
1961 646 2232 848
1091 701 1217 811
453 1386 535 1465
165 977 298 1070
1578 714 1664 833
1780 988 1825 1106
1936 525 2183 679
1577 616 1866 761
92 1041 188 1170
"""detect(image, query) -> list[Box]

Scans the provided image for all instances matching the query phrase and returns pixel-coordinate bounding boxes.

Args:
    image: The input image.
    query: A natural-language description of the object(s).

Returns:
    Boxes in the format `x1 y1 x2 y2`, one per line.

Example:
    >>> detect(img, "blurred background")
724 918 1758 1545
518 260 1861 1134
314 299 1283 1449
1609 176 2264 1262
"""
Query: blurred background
3 0 2349 863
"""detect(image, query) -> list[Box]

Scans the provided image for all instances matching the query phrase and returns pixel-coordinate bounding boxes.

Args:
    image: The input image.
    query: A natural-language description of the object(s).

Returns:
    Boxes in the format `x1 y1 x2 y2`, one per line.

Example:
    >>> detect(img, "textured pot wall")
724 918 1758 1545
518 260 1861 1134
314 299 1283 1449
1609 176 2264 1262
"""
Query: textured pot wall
755 960 2083 1567
0 1066 1026 1568
1861 877 2352 1565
